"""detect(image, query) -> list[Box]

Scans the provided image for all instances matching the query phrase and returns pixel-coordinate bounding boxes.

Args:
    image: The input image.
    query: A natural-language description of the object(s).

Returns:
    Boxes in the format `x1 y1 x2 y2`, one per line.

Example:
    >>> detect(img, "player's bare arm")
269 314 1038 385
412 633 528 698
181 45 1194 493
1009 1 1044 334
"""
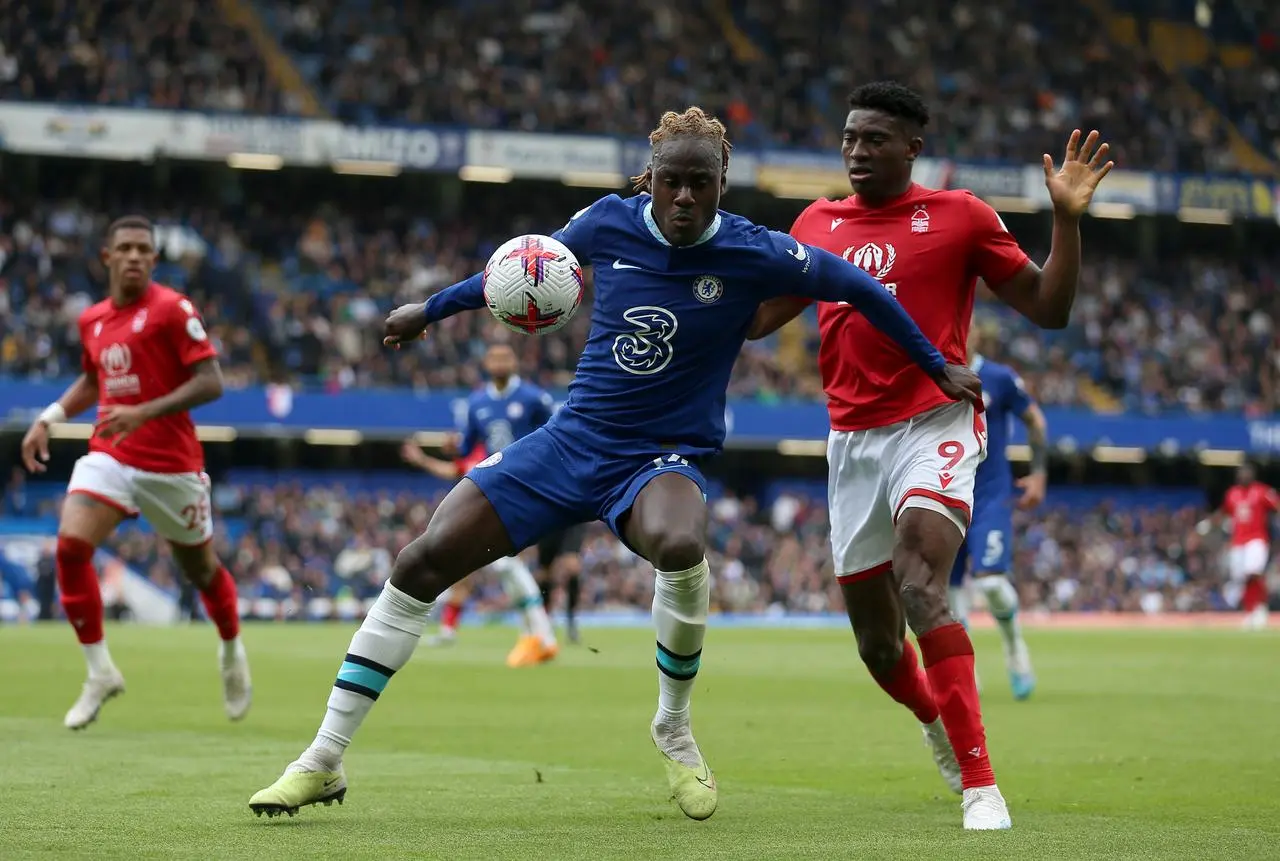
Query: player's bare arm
1015 403 1049 510
96 358 224 445
745 296 808 340
21 370 100 473
988 130 1114 329
400 439 462 481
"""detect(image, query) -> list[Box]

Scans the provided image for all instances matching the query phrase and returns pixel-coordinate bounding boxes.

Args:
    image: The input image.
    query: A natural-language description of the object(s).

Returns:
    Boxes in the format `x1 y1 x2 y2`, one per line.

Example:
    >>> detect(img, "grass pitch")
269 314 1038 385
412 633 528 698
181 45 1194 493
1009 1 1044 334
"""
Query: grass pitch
3 623 1278 860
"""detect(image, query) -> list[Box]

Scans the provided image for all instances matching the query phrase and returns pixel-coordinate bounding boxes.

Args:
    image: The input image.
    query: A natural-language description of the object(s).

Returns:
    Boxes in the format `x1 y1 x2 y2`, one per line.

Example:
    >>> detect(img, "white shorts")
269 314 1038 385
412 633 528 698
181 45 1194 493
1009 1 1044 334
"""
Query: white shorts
66 451 214 547
1228 539 1269 582
827 400 987 581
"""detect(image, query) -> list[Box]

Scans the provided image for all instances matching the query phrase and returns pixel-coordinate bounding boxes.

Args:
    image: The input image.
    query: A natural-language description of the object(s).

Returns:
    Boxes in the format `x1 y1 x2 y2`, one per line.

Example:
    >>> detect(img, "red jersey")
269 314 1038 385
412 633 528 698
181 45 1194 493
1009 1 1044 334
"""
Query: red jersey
792 185 1030 431
455 444 489 474
79 282 218 474
1223 482 1279 546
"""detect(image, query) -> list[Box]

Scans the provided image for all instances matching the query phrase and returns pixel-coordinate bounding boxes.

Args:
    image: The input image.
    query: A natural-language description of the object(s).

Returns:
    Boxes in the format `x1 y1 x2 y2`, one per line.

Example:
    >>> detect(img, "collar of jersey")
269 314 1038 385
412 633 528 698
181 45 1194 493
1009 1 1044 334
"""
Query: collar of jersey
969 354 985 373
487 375 521 400
642 201 721 247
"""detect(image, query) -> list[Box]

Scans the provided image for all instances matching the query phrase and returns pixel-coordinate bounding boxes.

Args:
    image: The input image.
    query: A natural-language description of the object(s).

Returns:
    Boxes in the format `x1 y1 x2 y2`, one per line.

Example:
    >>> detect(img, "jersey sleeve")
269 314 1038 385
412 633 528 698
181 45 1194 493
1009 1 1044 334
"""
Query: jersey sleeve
1006 367 1035 417
784 206 822 306
165 297 218 367
551 194 616 262
78 315 95 375
531 389 555 427
455 445 488 474
965 193 1031 287
458 401 481 456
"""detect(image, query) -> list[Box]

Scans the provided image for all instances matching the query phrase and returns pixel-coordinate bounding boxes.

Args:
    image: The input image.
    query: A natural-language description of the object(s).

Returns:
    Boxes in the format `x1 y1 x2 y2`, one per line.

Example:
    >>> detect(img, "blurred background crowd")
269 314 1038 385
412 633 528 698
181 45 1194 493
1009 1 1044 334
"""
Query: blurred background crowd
0 469 1239 620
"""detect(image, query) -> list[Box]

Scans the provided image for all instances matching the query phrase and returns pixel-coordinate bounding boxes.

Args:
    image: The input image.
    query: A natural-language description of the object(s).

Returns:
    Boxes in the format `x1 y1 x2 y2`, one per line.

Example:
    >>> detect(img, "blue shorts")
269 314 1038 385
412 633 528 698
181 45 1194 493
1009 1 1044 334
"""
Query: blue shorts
465 425 707 554
949 495 1013 585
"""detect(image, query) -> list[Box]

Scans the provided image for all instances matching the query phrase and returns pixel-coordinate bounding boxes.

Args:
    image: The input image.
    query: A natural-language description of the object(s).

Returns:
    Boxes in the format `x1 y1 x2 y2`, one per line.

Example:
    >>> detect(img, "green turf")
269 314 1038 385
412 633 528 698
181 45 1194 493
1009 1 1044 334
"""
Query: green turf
3 623 1278 859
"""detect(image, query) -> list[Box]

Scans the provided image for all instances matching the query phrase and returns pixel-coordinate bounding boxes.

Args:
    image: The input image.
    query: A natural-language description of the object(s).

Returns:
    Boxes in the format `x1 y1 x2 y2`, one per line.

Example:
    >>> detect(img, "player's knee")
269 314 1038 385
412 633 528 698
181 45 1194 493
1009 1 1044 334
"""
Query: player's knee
55 534 95 569
854 628 903 678
644 529 705 573
900 577 950 632
172 543 219 587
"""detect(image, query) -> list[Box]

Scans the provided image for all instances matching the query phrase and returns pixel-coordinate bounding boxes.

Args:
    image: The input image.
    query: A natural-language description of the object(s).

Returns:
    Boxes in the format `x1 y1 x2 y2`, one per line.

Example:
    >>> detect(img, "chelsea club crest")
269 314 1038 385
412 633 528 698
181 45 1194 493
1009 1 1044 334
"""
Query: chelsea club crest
692 274 723 304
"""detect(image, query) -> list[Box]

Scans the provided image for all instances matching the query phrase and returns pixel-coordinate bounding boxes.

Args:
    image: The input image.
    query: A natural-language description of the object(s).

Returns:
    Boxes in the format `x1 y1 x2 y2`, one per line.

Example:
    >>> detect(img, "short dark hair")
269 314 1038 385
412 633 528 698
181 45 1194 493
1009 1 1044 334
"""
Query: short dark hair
105 215 154 244
848 82 930 128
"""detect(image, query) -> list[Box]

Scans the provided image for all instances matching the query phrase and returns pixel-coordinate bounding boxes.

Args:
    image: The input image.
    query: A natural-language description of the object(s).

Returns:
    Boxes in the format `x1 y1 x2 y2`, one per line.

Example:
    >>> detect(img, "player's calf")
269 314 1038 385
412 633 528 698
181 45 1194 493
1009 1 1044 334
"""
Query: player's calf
895 508 1000 798
624 473 718 820
973 573 1034 699
172 541 252 719
251 480 514 817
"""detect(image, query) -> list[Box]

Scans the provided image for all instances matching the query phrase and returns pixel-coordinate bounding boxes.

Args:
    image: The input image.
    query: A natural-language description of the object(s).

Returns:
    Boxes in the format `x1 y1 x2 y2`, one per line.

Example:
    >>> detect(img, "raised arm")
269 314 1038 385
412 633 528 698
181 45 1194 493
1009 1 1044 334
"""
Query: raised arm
987 130 1113 329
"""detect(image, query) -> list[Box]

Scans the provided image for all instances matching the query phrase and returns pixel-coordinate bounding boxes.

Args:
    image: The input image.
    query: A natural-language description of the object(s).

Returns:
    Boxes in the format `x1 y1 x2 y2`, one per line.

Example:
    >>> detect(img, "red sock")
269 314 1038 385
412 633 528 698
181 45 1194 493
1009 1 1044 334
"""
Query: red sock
872 638 939 724
441 602 462 631
1242 575 1266 613
919 622 996 789
56 535 103 645
199 567 241 640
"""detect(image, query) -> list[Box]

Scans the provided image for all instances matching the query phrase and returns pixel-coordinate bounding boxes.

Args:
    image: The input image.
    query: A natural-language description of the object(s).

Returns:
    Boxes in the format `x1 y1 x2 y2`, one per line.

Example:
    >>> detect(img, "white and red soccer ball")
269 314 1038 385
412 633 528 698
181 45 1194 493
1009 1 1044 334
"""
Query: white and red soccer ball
483 234 584 336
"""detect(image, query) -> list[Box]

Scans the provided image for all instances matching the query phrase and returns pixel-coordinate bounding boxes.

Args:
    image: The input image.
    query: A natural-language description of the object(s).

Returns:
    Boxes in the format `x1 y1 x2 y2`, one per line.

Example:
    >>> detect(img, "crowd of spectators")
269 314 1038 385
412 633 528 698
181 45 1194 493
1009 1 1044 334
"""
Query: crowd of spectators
0 0 1265 173
0 472 1249 619
4 194 1280 413
0 0 293 115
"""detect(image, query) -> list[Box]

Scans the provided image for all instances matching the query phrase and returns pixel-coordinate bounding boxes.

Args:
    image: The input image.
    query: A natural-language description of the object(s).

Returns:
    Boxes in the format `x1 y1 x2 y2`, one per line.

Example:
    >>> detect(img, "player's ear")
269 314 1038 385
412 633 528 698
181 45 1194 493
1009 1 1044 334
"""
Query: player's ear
720 170 728 195
906 134 924 162
99 244 111 267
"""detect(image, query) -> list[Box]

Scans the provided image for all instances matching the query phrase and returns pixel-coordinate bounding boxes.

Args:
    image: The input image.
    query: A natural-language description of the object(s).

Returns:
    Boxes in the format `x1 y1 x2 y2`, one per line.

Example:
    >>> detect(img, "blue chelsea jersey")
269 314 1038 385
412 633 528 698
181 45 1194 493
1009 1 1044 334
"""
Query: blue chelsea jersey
549 194 937 456
972 355 1034 501
459 377 556 456
423 193 946 459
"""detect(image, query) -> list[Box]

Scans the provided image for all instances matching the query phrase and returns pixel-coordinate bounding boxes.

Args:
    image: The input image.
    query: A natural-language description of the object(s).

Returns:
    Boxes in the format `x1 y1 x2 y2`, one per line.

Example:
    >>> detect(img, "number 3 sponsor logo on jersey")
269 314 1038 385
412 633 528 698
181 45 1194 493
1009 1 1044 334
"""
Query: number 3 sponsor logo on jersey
613 306 678 375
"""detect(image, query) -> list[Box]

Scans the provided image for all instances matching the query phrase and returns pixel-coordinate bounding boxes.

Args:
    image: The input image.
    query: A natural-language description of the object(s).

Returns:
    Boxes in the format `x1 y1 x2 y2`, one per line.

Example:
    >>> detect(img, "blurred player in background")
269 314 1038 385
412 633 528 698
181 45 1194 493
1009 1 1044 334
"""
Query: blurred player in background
536 523 588 643
749 81 1112 829
249 107 978 824
1211 463 1277 629
398 342 559 665
19 216 250 729
948 322 1048 701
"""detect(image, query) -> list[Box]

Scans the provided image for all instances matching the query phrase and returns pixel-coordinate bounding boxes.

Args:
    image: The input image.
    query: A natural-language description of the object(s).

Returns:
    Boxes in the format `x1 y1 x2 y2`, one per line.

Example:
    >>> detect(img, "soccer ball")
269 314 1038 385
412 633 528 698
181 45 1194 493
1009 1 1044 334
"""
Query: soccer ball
483 234 585 336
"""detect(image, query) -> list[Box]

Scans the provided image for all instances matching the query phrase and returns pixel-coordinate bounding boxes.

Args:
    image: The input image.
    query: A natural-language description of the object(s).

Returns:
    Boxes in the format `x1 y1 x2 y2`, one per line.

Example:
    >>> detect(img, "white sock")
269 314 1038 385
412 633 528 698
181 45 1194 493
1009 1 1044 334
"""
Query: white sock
219 635 246 668
948 584 971 630
493 556 556 646
84 641 116 678
974 574 1031 674
297 581 431 770
652 559 709 730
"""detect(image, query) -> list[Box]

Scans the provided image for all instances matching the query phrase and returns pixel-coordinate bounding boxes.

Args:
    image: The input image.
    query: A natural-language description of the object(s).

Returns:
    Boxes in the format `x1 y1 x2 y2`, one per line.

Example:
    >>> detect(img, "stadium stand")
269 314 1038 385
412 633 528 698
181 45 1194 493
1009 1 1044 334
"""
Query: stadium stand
4 193 1279 411
2 0 1278 627
0 0 293 114
0 467 1235 618
1 0 1267 171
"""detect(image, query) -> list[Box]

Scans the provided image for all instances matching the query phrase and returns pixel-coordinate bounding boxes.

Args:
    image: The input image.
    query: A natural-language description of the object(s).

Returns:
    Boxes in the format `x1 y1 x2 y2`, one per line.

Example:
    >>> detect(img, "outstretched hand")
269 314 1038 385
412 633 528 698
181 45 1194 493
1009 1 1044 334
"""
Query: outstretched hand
933 364 983 408
383 303 429 349
1043 129 1114 218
